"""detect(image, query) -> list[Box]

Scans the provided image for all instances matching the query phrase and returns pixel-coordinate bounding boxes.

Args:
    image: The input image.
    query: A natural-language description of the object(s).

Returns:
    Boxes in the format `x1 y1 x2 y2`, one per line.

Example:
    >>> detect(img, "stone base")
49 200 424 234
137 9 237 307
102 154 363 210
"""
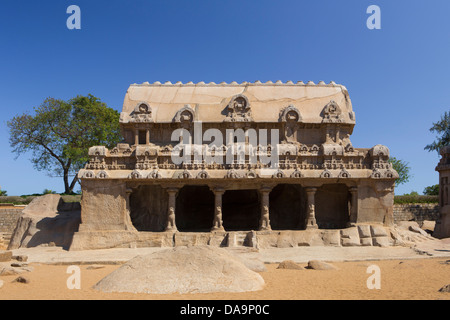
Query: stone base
69 224 397 250
434 208 450 239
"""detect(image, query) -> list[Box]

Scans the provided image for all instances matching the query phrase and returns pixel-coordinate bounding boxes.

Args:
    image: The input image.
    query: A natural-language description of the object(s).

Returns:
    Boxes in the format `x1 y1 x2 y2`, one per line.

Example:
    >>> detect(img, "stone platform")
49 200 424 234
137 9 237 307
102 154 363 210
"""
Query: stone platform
69 224 426 251
9 238 450 265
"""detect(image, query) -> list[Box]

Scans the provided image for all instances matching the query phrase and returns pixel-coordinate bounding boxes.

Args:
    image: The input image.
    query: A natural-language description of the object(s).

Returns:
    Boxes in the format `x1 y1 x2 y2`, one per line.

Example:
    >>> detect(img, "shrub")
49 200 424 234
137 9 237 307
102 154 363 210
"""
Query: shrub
394 195 439 204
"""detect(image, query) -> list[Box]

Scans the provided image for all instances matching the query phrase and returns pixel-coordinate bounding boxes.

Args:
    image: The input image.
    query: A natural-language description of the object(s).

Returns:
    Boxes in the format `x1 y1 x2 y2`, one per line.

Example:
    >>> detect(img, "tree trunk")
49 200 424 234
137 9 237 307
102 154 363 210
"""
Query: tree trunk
69 174 79 194
63 168 71 194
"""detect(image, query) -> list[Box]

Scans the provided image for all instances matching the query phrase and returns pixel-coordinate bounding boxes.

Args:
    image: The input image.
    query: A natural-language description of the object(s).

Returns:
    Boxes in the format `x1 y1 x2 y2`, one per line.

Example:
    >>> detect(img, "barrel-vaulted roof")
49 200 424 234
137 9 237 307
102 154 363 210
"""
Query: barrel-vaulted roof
120 81 355 125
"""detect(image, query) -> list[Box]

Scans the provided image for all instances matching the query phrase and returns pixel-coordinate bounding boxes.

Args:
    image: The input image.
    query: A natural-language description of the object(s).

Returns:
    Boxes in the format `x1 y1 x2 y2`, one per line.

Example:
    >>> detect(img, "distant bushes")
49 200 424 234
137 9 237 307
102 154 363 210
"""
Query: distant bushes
0 196 36 205
394 195 439 204
0 194 81 205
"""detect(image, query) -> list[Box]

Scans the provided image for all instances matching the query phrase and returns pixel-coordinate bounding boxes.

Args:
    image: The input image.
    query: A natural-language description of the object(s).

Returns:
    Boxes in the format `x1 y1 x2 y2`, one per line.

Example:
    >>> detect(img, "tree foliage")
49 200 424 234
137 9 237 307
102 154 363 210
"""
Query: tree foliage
423 184 439 196
8 95 122 194
388 157 411 186
424 111 450 154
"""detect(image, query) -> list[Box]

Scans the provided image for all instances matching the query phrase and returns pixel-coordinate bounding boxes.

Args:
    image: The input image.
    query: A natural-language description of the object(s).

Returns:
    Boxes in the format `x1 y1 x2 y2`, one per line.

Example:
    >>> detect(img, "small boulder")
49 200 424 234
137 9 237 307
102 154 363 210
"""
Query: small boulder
12 276 29 284
11 262 27 268
12 255 28 262
409 225 429 237
277 260 304 270
86 265 105 270
307 260 338 270
0 266 21 276
438 284 450 293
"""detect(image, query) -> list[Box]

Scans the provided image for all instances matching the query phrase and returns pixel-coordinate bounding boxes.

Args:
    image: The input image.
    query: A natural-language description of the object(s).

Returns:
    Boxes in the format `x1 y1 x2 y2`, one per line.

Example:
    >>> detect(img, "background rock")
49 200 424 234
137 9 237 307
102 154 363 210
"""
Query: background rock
8 194 80 250
438 284 450 293
277 260 304 270
307 260 338 270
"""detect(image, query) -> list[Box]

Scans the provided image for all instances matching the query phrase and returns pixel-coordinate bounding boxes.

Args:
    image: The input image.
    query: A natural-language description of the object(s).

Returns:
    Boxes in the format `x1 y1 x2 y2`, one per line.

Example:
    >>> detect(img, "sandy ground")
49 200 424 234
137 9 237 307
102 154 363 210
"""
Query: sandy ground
0 257 449 300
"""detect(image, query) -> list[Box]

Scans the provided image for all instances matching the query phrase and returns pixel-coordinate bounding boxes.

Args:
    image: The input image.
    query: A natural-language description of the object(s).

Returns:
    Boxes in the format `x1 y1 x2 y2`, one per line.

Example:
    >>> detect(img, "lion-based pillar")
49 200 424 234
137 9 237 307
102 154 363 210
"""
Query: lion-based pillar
165 187 178 232
211 187 225 231
259 187 272 231
305 187 318 229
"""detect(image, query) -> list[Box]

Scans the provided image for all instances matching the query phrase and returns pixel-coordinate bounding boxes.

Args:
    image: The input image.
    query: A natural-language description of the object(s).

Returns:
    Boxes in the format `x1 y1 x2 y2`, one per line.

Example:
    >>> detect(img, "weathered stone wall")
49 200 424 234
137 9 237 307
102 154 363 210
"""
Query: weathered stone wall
393 203 440 223
0 208 24 233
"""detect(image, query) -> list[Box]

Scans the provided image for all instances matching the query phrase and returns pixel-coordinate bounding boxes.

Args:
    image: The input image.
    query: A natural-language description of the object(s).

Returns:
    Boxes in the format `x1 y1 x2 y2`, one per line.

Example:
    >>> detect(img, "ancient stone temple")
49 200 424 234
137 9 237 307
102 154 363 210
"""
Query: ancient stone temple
434 146 450 238
70 81 399 250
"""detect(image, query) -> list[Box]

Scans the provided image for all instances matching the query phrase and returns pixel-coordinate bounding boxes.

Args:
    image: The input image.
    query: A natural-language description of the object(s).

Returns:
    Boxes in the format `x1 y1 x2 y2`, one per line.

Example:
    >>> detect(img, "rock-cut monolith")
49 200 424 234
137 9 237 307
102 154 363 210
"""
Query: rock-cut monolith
93 246 265 294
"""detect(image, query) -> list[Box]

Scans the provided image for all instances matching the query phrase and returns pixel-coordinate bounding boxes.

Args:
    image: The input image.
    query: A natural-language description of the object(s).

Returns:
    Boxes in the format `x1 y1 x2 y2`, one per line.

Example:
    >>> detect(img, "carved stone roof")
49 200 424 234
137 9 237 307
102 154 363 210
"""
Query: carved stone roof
120 81 355 125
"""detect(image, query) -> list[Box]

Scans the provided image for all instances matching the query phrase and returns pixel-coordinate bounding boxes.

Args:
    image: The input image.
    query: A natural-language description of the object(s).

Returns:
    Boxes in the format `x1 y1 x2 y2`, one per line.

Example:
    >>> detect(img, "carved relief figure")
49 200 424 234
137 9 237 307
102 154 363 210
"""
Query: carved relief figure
225 94 253 122
211 206 224 231
166 207 177 231
259 205 271 231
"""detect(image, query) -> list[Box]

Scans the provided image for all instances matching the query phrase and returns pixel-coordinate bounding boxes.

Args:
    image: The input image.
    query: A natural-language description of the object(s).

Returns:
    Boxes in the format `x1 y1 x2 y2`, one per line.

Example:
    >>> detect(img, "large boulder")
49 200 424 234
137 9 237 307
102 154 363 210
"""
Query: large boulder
94 246 265 294
8 195 80 250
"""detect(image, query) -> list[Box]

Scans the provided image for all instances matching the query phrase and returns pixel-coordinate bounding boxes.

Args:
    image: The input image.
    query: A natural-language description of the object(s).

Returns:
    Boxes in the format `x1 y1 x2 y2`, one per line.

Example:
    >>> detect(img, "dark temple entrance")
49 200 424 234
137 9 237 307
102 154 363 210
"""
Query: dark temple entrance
315 184 350 229
175 185 215 232
222 189 260 231
269 184 307 230
129 185 168 232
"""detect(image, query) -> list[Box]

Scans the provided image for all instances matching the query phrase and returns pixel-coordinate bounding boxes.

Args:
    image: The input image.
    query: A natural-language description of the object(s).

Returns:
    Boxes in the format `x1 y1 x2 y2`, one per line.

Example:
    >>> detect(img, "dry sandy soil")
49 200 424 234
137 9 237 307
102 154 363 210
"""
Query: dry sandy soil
0 257 449 300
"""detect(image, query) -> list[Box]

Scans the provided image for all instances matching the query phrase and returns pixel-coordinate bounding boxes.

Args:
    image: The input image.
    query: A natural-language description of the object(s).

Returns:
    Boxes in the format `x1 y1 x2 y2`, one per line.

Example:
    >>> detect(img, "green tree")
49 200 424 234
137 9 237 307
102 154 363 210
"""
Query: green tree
388 157 411 186
424 111 450 154
0 188 7 196
423 184 439 195
43 189 57 195
8 94 122 194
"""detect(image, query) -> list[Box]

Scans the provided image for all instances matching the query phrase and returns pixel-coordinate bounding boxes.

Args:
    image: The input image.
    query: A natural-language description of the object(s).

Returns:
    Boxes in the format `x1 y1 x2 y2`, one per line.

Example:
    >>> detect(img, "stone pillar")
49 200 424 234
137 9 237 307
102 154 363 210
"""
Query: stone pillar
134 128 139 146
259 187 272 231
124 187 135 230
165 188 178 232
305 187 318 229
146 129 150 145
348 186 358 226
211 187 225 231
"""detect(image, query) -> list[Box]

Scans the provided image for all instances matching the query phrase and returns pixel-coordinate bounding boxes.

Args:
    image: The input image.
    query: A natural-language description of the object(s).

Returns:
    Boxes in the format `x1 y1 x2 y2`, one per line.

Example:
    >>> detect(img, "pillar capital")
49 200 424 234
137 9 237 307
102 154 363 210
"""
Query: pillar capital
166 187 179 194
305 187 318 194
349 186 358 193
259 186 273 194
210 186 226 195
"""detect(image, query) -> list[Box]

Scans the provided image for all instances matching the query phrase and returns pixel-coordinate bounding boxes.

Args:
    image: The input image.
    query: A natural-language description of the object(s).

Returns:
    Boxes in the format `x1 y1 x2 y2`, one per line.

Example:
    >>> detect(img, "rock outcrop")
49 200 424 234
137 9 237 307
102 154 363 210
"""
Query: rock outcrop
94 246 265 294
8 195 80 250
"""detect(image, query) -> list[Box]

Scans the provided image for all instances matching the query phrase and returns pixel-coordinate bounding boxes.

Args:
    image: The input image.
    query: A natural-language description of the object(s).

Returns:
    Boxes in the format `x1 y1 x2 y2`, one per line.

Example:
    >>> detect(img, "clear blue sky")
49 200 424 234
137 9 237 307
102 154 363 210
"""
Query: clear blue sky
0 0 449 195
